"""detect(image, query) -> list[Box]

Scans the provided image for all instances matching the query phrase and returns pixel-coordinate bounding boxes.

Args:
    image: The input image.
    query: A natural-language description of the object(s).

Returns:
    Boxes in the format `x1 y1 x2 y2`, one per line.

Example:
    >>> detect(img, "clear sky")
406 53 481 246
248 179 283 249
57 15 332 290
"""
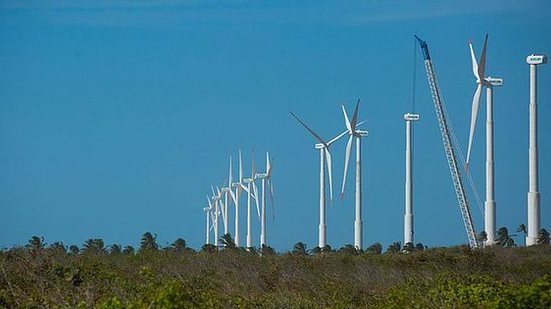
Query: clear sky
1 0 550 251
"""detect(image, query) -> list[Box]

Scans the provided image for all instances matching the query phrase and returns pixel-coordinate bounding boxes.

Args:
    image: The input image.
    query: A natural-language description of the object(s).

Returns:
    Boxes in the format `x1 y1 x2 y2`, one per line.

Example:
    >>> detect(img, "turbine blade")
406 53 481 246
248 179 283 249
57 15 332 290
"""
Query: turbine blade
290 112 328 146
268 179 275 221
229 188 237 205
251 150 256 178
350 98 360 131
252 180 260 219
266 152 272 177
238 149 243 182
327 129 348 146
342 105 352 132
207 195 212 208
469 40 479 80
324 148 333 202
240 183 250 194
228 156 233 188
478 34 488 81
341 135 353 199
466 84 483 168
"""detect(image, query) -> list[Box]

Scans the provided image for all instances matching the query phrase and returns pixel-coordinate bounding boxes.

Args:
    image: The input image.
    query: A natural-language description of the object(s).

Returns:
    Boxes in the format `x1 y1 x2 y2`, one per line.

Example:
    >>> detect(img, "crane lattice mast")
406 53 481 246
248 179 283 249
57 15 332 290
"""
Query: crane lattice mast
415 35 479 248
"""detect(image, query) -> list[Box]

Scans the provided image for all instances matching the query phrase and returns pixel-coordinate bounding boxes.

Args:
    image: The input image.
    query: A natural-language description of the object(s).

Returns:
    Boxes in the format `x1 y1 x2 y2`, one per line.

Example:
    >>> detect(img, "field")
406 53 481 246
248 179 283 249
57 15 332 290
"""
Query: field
1 238 551 308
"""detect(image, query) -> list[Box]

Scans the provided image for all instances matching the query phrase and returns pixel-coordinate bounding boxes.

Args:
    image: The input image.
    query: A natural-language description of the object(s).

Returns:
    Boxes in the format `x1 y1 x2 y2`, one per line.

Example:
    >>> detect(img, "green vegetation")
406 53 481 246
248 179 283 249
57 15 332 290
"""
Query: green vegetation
1 233 550 308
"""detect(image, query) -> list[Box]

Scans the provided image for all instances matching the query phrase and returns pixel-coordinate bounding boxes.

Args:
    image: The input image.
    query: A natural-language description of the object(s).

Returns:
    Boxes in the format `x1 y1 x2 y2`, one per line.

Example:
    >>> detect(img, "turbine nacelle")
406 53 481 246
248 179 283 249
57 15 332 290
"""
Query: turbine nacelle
526 54 547 65
403 113 420 121
485 76 503 87
314 143 326 149
356 130 368 137
243 177 253 184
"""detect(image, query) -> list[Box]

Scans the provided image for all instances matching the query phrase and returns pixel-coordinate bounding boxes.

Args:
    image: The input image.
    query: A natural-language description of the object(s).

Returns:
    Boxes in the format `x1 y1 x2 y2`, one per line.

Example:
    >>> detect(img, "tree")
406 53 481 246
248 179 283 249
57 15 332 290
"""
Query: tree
83 239 106 255
291 242 307 255
123 245 135 255
496 227 515 247
386 241 401 254
402 242 414 253
477 231 488 246
171 238 187 253
339 244 360 255
140 232 159 252
69 245 80 255
537 228 550 245
260 244 276 256
517 224 527 246
201 244 217 253
321 244 332 254
414 243 426 252
49 242 66 255
366 242 383 255
309 246 321 255
219 233 237 249
110 244 122 254
27 236 44 252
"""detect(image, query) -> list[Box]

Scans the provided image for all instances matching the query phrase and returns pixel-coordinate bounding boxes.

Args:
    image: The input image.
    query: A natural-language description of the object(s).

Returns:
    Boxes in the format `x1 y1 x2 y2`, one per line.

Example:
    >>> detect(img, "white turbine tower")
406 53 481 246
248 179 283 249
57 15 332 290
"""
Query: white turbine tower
403 113 419 246
244 152 260 249
341 100 368 250
210 186 222 248
256 152 274 247
290 112 347 248
466 34 503 246
203 199 213 245
220 158 232 236
526 53 547 246
229 150 245 247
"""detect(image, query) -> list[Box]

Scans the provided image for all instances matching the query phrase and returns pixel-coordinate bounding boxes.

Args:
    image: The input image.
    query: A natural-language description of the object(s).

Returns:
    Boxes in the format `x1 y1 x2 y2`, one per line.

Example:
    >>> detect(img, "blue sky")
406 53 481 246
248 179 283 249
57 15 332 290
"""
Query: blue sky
1 0 550 251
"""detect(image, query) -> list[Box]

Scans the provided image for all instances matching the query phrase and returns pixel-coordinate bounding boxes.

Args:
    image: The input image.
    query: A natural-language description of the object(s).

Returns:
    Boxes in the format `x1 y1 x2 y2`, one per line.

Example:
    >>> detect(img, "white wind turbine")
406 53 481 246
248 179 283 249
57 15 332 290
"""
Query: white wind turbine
203 200 213 245
256 152 274 247
244 152 261 249
210 186 222 248
341 99 368 250
466 34 503 246
290 112 348 248
229 150 246 247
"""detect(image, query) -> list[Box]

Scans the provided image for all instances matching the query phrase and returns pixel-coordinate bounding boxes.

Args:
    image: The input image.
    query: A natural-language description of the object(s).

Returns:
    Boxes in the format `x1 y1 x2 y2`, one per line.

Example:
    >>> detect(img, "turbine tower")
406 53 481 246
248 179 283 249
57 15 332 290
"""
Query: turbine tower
341 100 368 250
466 34 503 245
403 113 419 246
290 112 347 248
210 186 222 248
256 152 274 247
244 152 260 249
230 150 246 247
526 53 547 246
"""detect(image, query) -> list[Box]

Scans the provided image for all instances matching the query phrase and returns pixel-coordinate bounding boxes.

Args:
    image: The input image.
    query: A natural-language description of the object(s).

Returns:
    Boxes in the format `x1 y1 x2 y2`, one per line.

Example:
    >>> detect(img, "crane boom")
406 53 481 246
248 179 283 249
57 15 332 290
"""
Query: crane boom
415 35 479 248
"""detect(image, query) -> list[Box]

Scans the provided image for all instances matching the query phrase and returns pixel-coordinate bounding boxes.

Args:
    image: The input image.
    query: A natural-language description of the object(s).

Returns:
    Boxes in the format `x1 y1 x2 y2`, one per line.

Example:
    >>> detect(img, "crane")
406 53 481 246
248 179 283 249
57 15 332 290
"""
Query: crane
415 35 479 248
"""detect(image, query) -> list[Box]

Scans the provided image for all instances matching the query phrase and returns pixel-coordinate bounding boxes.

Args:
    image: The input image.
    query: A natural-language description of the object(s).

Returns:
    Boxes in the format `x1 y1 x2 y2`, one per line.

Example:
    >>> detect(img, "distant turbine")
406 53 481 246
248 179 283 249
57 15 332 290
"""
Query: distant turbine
290 111 348 248
229 150 245 247
210 186 222 248
341 99 368 250
256 152 274 247
526 53 547 246
403 113 419 246
244 152 260 249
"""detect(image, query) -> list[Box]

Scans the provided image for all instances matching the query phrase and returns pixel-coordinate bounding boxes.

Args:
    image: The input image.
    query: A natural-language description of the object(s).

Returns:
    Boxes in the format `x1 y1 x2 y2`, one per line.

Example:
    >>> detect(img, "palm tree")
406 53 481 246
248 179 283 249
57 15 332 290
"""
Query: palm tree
291 242 307 255
366 242 383 255
219 233 237 249
537 228 550 245
27 236 44 252
402 242 414 253
49 242 66 255
109 244 122 254
140 232 159 252
260 244 276 256
495 227 515 247
477 231 488 246
69 245 80 255
321 244 332 254
83 239 106 255
386 241 401 254
123 245 135 255
171 238 187 253
517 224 527 246
339 244 360 255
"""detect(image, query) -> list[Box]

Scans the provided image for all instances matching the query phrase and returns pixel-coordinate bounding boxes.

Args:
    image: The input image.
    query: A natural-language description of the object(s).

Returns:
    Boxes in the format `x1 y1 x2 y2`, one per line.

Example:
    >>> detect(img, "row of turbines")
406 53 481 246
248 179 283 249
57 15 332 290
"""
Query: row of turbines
203 151 274 249
201 34 546 250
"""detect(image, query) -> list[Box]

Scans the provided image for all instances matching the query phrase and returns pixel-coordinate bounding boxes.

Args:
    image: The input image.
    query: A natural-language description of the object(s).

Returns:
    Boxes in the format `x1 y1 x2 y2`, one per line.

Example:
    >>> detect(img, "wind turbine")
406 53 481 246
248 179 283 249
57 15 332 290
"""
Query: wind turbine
341 99 368 250
403 113 419 246
466 34 503 246
203 200 213 245
526 53 547 246
229 150 245 247
210 186 222 248
244 152 260 249
290 112 348 248
256 152 274 247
